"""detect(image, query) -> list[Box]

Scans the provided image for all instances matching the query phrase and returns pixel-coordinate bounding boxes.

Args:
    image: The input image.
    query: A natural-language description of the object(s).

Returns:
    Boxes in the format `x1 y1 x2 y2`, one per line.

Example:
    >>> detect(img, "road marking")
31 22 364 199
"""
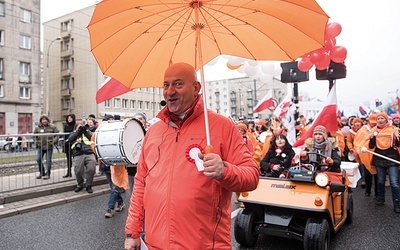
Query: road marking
231 208 241 219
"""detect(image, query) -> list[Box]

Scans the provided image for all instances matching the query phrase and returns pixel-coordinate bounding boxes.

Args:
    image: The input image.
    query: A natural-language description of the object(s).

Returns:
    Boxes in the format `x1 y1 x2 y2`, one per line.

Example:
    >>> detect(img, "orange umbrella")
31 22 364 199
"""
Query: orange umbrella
88 0 329 146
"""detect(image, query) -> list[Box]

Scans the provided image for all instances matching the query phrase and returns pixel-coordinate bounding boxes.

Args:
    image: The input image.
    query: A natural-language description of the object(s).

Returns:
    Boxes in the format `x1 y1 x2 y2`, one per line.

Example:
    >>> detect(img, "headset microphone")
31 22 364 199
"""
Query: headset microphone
160 100 167 106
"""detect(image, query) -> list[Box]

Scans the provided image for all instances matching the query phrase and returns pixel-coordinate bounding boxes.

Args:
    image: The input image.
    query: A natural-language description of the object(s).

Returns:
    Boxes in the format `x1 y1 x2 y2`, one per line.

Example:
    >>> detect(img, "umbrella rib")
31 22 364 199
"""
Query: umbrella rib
199 1 327 60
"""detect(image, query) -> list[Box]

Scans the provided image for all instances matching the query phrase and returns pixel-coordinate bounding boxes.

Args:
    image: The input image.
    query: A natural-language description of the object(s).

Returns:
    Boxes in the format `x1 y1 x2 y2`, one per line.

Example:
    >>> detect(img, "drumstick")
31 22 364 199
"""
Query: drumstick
361 147 400 165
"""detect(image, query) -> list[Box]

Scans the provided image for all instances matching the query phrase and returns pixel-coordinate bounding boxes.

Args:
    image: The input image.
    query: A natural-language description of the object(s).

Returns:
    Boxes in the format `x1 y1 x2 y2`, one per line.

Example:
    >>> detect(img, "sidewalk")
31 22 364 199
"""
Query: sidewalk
0 174 110 219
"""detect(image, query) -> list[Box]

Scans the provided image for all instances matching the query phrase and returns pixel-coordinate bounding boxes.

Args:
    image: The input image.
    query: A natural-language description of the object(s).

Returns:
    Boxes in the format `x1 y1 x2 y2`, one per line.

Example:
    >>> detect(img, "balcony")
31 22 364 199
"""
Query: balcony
61 88 71 96
61 68 72 77
60 30 71 39
60 49 73 58
19 75 30 83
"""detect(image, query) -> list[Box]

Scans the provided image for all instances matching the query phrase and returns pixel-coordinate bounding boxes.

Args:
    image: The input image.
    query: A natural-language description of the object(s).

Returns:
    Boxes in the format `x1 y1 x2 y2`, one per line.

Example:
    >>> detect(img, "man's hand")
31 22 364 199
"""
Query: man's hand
198 152 225 180
124 237 141 250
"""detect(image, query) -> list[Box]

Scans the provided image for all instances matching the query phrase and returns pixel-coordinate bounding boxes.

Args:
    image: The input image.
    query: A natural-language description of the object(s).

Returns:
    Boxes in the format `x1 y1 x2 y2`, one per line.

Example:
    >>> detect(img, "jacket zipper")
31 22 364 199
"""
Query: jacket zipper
166 128 180 248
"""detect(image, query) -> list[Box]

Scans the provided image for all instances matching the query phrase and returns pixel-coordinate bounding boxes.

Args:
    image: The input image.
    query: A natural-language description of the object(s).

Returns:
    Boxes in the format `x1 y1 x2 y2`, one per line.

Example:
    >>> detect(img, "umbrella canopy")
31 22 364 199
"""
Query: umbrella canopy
88 0 329 89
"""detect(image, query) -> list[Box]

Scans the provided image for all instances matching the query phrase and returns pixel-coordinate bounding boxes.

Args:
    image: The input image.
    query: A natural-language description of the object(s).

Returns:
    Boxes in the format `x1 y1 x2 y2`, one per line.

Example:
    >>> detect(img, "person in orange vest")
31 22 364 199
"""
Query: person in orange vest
368 112 400 213
295 114 310 140
353 114 378 197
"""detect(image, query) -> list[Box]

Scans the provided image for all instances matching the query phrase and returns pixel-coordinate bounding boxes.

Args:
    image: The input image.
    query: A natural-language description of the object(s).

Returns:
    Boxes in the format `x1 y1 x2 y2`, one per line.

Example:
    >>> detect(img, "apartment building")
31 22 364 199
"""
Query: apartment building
43 5 164 129
0 1 289 135
0 0 41 134
206 77 287 120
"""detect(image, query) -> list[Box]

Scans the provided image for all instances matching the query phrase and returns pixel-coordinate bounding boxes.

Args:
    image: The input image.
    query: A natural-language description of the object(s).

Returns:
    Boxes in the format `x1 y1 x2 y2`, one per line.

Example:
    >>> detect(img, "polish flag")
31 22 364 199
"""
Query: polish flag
283 103 296 145
273 93 292 120
96 77 132 104
293 84 339 147
225 111 235 124
253 90 277 113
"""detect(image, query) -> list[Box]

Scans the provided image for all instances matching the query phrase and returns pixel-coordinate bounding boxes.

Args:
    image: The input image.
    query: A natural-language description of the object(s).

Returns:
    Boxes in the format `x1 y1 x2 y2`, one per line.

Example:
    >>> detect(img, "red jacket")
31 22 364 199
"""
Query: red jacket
125 98 259 249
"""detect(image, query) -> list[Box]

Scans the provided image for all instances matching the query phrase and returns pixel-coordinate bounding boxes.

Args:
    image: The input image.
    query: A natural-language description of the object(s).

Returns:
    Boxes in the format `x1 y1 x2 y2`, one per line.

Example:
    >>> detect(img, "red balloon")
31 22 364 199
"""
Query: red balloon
297 57 313 72
330 46 347 63
325 22 342 38
309 49 325 64
315 53 331 70
324 38 334 51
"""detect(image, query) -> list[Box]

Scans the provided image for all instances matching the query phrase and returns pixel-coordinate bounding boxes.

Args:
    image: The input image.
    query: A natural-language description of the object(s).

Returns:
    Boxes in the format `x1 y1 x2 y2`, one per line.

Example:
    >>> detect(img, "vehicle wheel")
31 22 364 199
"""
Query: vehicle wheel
234 208 259 247
346 193 354 224
304 217 330 250
4 143 10 152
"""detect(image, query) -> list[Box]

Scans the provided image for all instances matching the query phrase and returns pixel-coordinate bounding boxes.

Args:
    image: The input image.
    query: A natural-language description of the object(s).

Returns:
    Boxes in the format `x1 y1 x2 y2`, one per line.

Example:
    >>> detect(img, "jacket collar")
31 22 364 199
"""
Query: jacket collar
157 97 204 128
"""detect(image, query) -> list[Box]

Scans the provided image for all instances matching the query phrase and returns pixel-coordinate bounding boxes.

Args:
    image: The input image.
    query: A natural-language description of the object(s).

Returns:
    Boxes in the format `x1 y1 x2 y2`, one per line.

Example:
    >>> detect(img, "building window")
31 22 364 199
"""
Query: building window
61 59 73 70
0 30 4 46
19 87 30 99
64 99 71 110
0 85 4 97
130 100 135 109
61 20 72 33
145 101 150 110
0 2 4 16
19 62 30 83
0 58 3 80
62 77 74 90
138 101 143 109
114 98 120 108
104 100 111 108
19 35 31 49
20 8 32 23
122 99 128 109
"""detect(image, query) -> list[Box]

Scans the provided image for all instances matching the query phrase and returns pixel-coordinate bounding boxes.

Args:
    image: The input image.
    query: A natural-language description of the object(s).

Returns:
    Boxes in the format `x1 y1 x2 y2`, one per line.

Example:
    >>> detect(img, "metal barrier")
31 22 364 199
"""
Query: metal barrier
0 132 73 192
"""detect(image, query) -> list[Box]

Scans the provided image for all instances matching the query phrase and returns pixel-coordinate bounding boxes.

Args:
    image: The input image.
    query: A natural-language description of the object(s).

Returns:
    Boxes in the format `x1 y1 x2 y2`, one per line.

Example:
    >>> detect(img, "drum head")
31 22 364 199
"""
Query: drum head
121 118 146 164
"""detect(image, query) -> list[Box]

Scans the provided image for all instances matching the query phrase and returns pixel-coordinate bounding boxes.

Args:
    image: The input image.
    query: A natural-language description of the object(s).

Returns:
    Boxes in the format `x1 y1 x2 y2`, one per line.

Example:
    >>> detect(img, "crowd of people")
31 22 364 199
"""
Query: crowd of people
26 62 400 248
233 110 400 214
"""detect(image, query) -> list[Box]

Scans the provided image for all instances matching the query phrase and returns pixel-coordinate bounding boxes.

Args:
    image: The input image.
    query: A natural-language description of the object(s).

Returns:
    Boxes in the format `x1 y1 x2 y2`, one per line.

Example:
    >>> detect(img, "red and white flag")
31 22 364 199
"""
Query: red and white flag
283 102 296 145
225 111 235 124
96 77 132 104
253 90 277 113
293 83 339 147
273 93 292 120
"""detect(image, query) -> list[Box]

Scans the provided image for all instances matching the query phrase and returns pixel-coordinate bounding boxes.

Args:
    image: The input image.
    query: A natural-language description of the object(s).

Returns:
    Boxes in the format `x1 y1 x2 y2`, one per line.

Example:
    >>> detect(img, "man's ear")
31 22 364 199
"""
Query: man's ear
194 81 201 94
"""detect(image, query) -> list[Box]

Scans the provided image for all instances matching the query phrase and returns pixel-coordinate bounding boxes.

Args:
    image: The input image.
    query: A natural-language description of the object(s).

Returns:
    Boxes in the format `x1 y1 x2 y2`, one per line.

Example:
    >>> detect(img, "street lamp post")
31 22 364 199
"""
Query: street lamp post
239 88 242 118
45 37 61 117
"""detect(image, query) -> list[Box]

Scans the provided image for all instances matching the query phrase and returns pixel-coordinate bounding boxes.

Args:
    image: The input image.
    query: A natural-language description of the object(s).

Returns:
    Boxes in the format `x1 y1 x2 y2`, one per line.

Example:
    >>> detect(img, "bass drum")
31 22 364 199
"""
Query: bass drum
94 118 146 165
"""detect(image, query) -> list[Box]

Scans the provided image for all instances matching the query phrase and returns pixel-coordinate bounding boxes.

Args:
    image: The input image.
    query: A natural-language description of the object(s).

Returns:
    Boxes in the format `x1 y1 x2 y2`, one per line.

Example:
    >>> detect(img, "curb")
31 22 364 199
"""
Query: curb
0 176 108 204
0 177 111 219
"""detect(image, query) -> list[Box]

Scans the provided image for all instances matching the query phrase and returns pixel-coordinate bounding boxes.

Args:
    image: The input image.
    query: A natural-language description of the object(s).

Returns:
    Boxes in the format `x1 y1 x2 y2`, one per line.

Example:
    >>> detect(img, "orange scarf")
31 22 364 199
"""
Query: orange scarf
371 125 397 150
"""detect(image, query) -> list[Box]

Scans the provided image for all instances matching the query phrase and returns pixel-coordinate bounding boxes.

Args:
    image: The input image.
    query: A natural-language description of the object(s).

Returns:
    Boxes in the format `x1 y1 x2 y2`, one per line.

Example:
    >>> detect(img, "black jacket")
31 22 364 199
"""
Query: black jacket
260 147 295 176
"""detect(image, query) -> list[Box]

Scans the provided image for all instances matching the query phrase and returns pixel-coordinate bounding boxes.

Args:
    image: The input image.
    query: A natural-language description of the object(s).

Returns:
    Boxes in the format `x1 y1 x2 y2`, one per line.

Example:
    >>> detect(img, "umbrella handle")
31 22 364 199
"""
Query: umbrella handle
205 145 213 154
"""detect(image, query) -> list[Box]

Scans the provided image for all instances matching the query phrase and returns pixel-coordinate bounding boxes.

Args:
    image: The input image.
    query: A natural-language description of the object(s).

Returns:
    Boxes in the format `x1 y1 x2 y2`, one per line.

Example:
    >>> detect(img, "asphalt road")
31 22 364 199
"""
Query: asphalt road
0 186 399 250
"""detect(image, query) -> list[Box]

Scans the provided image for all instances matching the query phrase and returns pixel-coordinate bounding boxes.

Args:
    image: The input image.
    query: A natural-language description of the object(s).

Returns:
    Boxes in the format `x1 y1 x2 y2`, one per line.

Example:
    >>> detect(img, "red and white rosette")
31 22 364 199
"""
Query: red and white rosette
185 144 205 171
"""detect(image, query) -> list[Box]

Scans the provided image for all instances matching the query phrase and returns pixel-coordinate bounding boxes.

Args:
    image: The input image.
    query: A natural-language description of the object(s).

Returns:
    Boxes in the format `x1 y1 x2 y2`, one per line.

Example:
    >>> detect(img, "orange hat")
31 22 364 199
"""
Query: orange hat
257 119 267 126
313 125 327 139
368 113 377 125
351 118 363 126
237 123 248 131
376 112 389 122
